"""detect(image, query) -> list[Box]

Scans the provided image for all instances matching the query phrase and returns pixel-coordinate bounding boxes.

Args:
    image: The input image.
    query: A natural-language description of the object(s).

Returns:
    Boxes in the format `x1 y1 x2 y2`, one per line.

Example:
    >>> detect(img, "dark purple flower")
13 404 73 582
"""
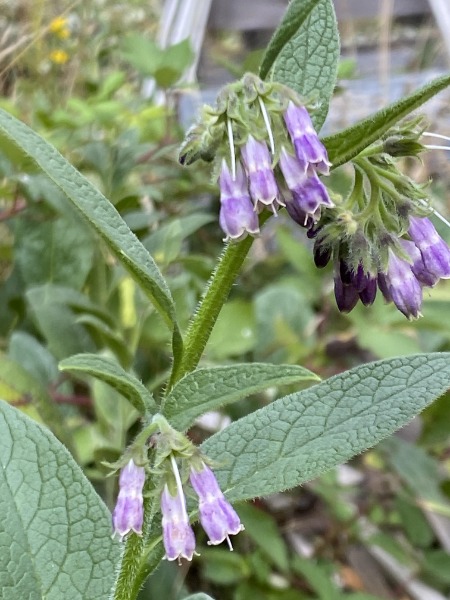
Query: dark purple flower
283 102 331 175
408 216 450 280
241 135 280 211
112 459 145 541
334 276 359 313
313 241 331 268
219 160 260 241
359 277 377 306
379 248 423 319
334 262 377 311
190 463 243 549
161 484 196 562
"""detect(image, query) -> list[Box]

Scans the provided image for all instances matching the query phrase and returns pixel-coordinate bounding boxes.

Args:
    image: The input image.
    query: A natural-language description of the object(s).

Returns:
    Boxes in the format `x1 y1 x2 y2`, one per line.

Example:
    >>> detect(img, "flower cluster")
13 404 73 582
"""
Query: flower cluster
310 146 450 319
179 73 333 241
162 459 243 562
111 417 243 562
180 76 450 319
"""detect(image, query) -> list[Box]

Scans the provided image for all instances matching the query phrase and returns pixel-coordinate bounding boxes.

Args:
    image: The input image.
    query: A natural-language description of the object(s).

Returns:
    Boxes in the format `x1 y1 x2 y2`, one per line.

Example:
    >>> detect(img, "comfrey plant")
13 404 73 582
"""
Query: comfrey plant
1 2 450 600
181 75 450 320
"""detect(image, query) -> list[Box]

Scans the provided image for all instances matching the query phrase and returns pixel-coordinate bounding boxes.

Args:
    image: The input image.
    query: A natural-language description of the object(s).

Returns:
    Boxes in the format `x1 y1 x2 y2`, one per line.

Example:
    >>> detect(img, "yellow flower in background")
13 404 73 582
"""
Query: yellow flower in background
49 16 70 39
49 49 69 65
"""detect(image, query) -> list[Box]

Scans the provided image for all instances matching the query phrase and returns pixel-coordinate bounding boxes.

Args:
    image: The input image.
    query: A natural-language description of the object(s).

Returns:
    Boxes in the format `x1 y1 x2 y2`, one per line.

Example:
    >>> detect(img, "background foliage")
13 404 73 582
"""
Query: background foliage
1 1 450 599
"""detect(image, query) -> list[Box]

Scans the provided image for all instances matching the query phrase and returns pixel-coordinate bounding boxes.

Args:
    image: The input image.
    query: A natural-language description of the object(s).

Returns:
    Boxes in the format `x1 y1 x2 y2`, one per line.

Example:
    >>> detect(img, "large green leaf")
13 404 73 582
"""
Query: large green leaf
59 353 156 415
269 0 339 130
0 401 120 599
0 108 182 356
201 354 450 502
324 73 450 168
259 0 320 79
163 363 319 431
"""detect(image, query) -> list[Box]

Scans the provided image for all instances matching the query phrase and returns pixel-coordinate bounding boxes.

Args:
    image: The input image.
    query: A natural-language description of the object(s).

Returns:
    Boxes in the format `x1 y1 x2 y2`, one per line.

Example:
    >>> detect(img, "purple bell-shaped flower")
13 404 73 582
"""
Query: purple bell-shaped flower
283 102 331 175
219 160 260 241
190 463 244 550
161 484 196 562
112 459 145 541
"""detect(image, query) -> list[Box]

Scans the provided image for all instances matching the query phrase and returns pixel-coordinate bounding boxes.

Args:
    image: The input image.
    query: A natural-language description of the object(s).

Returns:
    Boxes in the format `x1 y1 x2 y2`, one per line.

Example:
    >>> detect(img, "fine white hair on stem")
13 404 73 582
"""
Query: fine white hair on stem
423 132 450 143
424 145 450 151
419 199 450 231
227 119 236 180
258 97 275 155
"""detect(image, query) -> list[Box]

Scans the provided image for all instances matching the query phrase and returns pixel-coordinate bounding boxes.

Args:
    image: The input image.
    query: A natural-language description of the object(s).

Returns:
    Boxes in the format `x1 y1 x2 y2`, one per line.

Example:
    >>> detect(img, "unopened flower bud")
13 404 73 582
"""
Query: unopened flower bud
190 463 243 549
112 460 145 541
334 276 359 313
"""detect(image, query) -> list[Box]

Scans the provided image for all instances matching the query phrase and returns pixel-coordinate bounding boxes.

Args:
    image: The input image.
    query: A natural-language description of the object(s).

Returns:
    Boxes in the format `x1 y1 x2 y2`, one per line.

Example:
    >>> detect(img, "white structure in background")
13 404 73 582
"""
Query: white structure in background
428 0 450 61
142 0 212 99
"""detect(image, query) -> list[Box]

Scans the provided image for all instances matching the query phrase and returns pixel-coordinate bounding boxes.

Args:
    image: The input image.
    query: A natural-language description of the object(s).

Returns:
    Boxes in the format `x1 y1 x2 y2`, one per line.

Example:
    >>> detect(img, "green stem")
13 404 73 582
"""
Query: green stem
111 495 161 600
167 229 262 390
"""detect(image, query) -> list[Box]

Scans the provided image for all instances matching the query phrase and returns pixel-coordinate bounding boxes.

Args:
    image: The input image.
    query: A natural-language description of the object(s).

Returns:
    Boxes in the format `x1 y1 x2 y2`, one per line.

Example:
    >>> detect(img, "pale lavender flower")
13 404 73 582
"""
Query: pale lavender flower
112 459 145 541
219 160 259 241
240 135 281 212
408 216 450 281
279 148 332 226
161 484 196 562
190 463 243 549
378 248 423 319
400 237 438 287
284 102 331 175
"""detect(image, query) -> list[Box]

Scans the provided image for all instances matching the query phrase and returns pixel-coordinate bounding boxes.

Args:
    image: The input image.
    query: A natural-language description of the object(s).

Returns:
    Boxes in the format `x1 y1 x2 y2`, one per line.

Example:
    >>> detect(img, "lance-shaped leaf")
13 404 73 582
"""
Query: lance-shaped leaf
59 353 156 415
267 0 340 131
0 108 183 360
201 354 450 502
324 73 450 168
163 363 319 431
0 401 120 599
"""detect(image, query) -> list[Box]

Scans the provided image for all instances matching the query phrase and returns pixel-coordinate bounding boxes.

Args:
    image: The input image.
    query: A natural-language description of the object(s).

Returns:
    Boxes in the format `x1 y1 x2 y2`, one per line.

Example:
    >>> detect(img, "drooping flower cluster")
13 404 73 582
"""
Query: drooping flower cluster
179 75 450 319
111 416 243 563
179 73 333 241
310 145 450 319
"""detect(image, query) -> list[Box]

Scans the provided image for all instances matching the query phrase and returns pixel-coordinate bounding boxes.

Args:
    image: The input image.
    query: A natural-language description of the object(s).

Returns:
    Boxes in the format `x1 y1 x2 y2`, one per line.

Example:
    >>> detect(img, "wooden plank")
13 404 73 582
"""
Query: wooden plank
209 0 430 31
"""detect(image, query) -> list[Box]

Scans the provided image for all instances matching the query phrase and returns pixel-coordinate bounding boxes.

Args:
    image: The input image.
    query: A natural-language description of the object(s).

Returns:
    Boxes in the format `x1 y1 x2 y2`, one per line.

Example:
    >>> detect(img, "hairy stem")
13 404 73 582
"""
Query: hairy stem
167 233 257 390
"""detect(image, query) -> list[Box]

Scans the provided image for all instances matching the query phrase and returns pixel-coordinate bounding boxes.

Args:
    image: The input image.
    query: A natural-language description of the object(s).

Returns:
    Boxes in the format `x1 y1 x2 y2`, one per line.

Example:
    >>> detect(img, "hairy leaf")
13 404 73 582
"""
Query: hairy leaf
270 0 339 130
259 0 320 79
202 354 450 502
59 353 156 415
0 401 119 599
163 363 319 431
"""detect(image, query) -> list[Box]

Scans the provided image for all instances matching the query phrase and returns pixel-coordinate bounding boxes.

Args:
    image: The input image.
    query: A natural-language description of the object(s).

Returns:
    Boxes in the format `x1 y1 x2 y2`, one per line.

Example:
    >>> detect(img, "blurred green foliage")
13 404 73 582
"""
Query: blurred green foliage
1 2 450 599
